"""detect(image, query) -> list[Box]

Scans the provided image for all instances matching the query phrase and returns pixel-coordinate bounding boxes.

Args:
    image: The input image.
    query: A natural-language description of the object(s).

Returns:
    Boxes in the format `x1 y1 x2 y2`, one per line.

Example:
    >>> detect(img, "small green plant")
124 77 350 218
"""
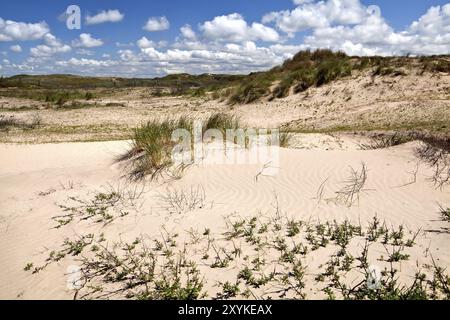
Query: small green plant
440 206 450 222
360 133 413 150
52 186 136 228
24 263 34 271
217 281 240 299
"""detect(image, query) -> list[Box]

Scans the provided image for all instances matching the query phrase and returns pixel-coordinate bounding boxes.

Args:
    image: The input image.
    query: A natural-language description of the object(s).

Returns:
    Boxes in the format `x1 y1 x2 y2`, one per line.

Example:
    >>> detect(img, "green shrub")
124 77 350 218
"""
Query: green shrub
372 66 406 77
229 81 270 104
315 60 352 86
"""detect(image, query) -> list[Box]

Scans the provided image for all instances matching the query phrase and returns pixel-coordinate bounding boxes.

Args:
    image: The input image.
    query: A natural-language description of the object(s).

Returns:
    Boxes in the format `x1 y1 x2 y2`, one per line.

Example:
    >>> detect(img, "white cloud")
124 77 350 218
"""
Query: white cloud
263 0 367 33
118 49 139 62
72 33 104 48
0 18 49 41
136 36 167 49
200 13 280 43
137 36 154 49
85 9 124 25
57 57 114 67
180 24 196 40
30 33 71 57
143 16 170 31
10 44 22 52
299 3 450 56
409 4 450 36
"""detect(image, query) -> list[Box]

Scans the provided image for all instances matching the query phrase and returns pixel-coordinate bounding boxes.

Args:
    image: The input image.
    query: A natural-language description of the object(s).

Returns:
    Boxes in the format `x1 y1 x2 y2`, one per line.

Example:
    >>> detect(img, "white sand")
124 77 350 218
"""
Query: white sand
0 138 449 299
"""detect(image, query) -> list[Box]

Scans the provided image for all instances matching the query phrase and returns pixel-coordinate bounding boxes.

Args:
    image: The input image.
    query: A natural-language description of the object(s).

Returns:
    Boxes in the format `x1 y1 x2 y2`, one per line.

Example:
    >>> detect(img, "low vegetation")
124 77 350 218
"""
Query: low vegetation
0 113 42 131
26 189 450 300
0 88 97 104
440 206 450 223
224 50 449 104
359 132 415 150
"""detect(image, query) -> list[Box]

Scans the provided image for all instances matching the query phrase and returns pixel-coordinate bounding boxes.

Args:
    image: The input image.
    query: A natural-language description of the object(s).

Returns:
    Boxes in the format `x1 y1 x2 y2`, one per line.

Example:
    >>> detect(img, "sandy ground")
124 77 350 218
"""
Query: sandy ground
0 136 449 299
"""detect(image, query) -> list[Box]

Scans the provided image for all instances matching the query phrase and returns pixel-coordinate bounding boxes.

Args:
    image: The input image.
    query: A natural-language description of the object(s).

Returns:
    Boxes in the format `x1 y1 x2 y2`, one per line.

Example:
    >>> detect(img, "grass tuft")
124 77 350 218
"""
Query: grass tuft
119 113 241 180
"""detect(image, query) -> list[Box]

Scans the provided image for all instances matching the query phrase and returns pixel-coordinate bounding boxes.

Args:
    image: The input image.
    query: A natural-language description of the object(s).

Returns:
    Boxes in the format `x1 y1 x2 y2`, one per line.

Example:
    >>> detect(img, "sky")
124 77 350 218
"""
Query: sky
0 0 449 77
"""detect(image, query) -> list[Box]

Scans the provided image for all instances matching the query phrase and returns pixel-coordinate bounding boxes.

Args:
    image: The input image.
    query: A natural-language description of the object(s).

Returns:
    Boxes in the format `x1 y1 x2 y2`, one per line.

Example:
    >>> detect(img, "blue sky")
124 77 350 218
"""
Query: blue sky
0 0 449 77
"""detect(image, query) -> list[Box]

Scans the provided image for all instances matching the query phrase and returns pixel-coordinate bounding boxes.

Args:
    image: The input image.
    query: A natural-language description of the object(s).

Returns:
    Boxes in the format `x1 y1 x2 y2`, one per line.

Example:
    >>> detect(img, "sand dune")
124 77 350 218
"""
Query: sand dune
0 136 448 299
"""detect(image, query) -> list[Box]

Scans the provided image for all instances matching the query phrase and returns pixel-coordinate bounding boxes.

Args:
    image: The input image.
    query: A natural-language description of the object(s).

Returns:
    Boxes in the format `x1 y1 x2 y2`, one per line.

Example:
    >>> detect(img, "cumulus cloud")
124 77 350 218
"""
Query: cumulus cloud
56 57 114 67
410 4 450 36
72 33 104 48
200 13 280 42
10 44 22 52
263 0 367 33
299 3 450 56
30 33 71 57
180 24 197 40
85 9 124 25
0 18 49 41
143 16 170 31
137 36 154 49
136 36 167 50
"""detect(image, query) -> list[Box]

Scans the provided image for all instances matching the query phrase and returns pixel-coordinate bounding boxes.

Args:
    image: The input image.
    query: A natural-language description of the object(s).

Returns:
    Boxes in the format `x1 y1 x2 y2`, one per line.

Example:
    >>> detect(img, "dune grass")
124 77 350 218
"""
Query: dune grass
119 113 291 180
227 50 356 104
117 117 192 180
225 50 450 104
118 113 242 180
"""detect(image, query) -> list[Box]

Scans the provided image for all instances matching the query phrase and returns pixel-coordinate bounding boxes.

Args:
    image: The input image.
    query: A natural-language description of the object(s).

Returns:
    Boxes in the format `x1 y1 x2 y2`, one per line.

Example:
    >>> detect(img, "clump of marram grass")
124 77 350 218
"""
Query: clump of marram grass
228 78 273 104
279 131 292 148
117 117 193 180
118 113 242 180
372 66 407 77
203 112 240 134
